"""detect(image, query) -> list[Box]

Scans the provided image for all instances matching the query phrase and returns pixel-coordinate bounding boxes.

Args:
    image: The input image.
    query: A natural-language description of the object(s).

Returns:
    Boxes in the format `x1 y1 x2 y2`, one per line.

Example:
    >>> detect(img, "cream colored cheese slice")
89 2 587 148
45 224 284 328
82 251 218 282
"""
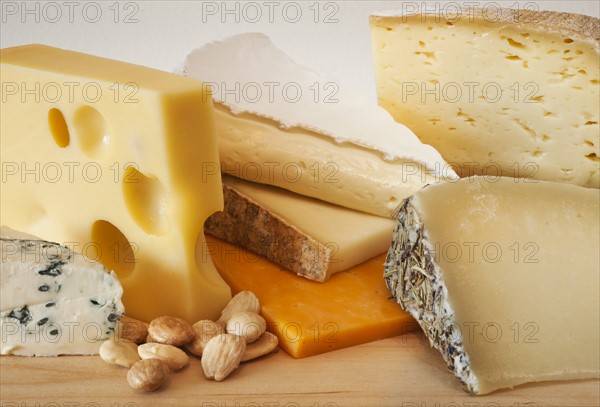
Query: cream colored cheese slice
181 33 456 217
222 175 395 276
371 8 599 187
385 176 600 394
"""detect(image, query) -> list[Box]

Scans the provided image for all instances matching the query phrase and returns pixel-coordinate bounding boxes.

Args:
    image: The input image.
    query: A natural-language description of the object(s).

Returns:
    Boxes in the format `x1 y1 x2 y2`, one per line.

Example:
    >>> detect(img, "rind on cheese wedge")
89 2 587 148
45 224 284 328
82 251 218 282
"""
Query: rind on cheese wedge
0 45 231 323
384 177 600 394
205 175 395 281
371 8 599 187
1 226 124 356
182 33 457 217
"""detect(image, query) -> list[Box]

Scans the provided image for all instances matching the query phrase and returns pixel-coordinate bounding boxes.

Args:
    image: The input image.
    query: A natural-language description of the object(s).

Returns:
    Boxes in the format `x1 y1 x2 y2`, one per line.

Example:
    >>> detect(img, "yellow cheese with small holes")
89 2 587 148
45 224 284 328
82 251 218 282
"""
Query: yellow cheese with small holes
0 44 231 322
371 8 599 186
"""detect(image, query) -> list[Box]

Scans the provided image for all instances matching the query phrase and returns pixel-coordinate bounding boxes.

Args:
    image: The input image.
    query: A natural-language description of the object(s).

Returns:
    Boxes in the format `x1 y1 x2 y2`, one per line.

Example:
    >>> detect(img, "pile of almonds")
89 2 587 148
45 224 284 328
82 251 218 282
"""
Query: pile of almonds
98 291 278 391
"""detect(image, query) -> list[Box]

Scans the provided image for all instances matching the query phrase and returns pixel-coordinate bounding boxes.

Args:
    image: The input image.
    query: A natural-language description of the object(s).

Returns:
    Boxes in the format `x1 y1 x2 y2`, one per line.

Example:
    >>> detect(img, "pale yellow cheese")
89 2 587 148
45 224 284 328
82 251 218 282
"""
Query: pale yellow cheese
385 176 600 394
0 45 231 323
212 175 395 277
213 105 447 217
183 33 457 218
371 9 599 187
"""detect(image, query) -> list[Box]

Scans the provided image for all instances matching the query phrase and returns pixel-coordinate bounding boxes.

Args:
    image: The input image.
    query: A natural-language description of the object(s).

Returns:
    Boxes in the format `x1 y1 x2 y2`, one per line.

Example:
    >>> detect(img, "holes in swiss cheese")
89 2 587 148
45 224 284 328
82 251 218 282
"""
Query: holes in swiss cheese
507 38 526 49
122 166 169 236
90 220 136 280
73 106 111 159
48 108 70 148
585 153 599 162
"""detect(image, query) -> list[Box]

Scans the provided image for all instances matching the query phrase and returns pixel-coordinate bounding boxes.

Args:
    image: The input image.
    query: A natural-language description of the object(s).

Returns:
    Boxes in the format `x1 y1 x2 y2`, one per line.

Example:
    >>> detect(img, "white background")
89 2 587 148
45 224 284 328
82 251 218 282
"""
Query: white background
2 1 599 100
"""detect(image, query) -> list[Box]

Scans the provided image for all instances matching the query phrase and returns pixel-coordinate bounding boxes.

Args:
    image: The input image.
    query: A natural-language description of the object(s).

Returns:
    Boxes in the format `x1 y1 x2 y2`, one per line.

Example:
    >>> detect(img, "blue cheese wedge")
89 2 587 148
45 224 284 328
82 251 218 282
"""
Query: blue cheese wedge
1 226 124 356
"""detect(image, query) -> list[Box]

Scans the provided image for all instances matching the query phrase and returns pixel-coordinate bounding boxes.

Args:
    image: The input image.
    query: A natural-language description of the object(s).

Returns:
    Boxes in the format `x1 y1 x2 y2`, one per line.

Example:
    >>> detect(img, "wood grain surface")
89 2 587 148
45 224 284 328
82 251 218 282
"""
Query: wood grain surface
1 332 598 407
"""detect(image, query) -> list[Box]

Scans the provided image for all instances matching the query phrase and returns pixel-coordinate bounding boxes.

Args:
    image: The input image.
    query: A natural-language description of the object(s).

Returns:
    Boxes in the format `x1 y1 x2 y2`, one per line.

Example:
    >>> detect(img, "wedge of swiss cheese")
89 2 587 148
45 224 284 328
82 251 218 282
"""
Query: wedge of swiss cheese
371 8 599 187
0 45 230 323
385 176 600 394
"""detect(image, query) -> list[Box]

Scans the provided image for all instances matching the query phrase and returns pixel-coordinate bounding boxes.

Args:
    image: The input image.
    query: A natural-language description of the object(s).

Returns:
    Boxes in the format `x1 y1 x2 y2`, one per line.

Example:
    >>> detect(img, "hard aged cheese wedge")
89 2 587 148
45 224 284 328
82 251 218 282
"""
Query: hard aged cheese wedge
384 176 600 394
0 45 230 322
371 8 600 187
205 175 395 282
182 33 457 217
1 226 124 356
208 236 417 358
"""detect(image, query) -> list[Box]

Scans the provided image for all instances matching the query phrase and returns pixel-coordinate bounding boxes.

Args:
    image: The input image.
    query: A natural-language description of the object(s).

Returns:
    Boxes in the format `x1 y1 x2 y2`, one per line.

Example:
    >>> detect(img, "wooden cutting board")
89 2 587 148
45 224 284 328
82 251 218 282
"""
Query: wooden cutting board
1 332 598 406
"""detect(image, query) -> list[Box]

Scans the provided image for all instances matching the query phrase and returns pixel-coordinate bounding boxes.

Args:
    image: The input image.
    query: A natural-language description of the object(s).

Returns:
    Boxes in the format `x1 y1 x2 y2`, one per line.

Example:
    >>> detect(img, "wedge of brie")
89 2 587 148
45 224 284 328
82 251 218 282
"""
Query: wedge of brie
181 33 456 217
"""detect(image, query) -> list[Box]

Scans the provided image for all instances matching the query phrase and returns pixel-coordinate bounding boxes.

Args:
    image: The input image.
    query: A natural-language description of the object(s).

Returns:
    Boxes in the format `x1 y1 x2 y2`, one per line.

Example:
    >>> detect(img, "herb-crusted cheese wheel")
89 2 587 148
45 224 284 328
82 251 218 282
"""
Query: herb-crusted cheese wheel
384 176 600 394
371 8 599 187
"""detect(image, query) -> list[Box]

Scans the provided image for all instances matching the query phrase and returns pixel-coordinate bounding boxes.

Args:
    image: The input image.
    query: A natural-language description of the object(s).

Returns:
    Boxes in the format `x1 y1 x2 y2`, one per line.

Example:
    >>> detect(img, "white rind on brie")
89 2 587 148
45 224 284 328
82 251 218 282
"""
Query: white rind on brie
182 33 449 170
181 33 456 217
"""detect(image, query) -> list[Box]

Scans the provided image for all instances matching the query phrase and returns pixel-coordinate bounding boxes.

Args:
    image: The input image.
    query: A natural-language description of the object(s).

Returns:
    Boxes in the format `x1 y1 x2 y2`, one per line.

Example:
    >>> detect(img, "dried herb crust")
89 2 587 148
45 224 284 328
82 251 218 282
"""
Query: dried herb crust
205 180 333 282
384 198 479 394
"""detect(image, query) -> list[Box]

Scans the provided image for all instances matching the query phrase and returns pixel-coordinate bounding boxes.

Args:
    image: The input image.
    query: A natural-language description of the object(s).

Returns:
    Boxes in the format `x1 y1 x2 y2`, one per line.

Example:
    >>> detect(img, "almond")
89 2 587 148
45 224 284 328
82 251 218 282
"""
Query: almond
137 343 189 371
148 316 193 347
99 340 140 368
225 311 266 344
216 291 260 325
242 332 279 362
117 315 149 344
127 358 170 391
201 333 246 381
185 320 224 356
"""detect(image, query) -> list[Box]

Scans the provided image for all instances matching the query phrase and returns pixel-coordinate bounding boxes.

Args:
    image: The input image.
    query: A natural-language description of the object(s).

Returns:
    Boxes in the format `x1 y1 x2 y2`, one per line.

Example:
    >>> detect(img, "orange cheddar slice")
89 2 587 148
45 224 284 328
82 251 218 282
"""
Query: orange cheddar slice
206 236 417 358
